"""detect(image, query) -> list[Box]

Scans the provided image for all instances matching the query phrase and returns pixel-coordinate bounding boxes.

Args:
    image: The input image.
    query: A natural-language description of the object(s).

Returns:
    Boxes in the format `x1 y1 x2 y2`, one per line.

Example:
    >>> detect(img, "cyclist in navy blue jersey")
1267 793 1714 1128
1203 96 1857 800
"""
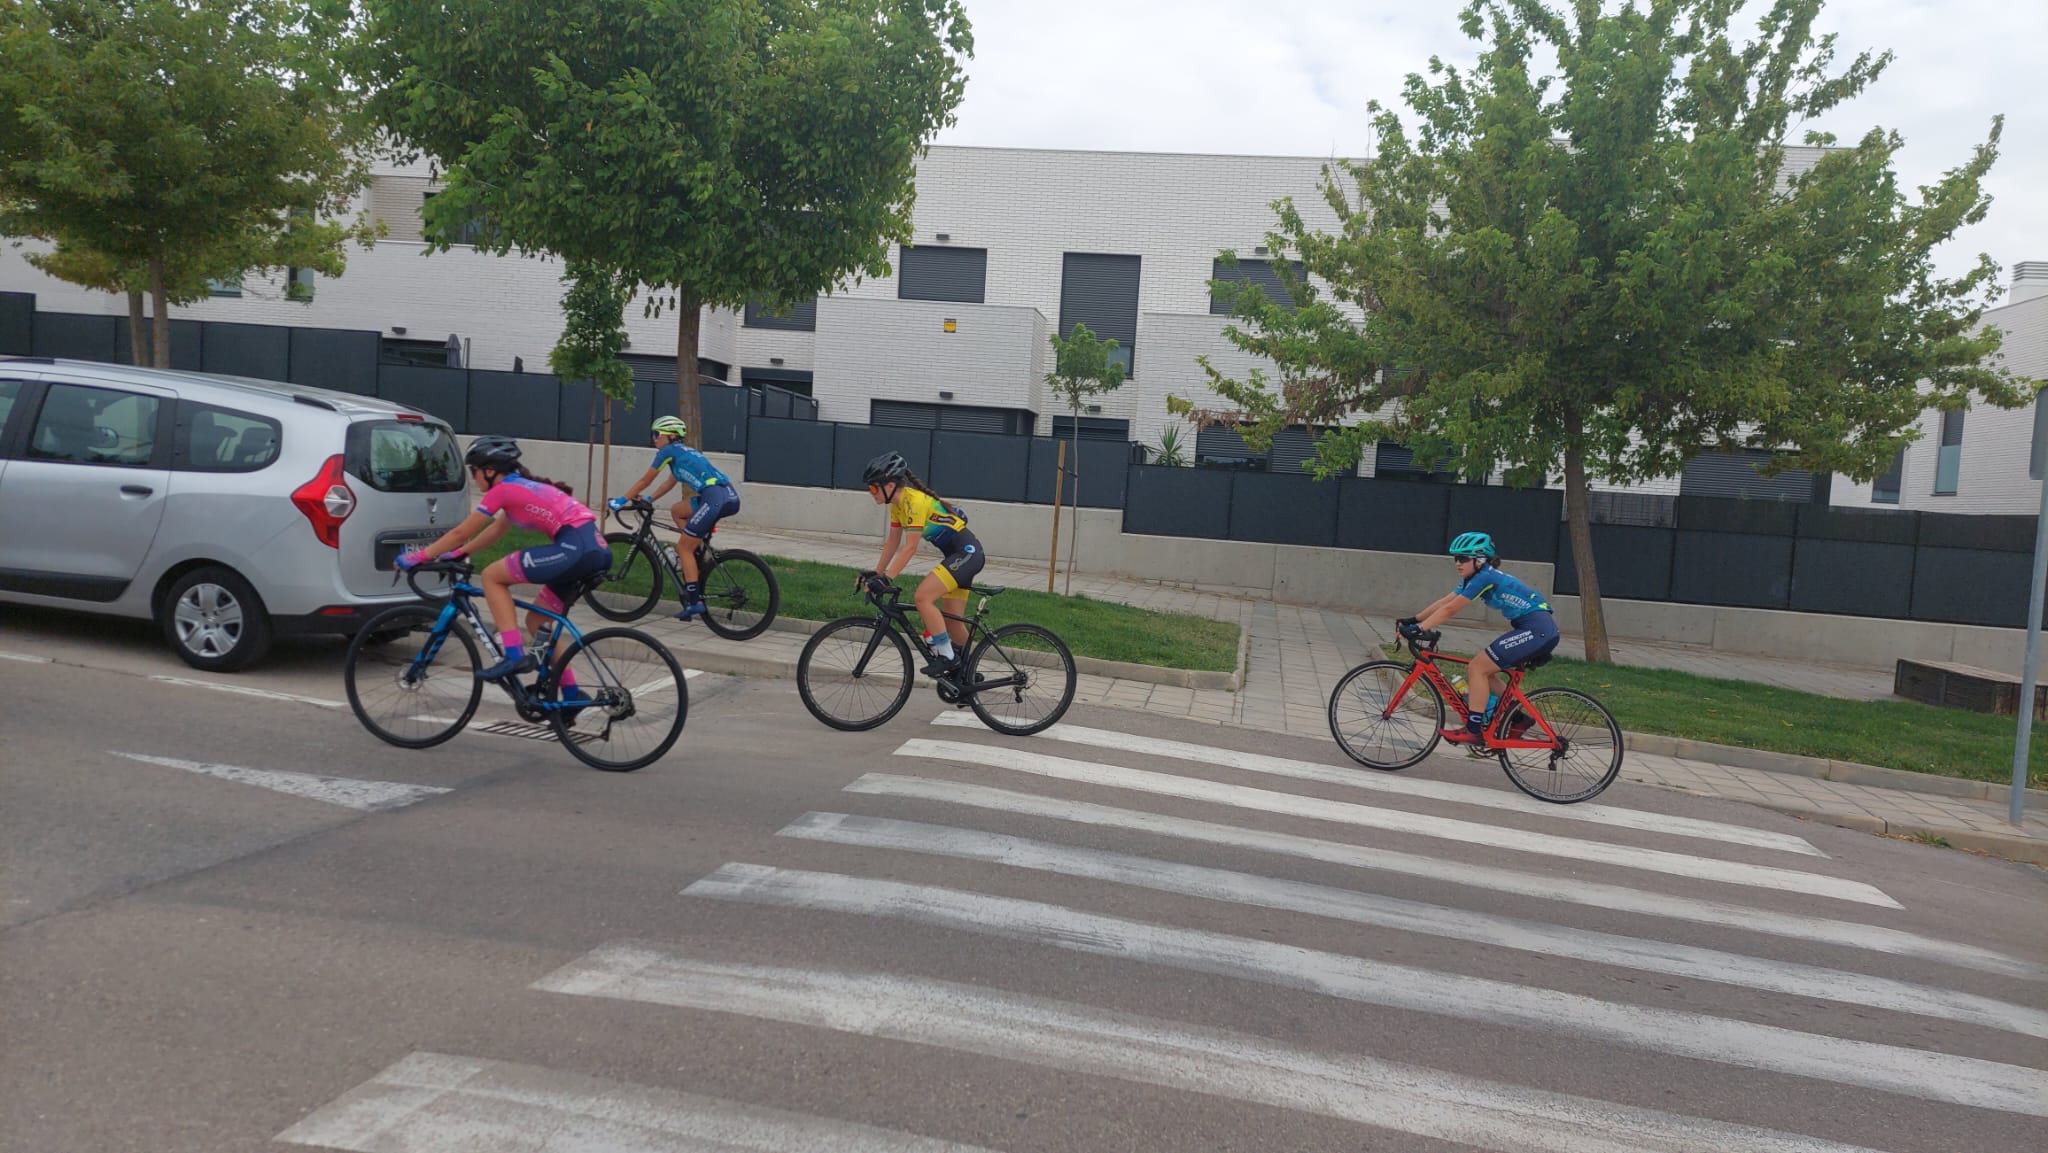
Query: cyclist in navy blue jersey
1398 531 1560 746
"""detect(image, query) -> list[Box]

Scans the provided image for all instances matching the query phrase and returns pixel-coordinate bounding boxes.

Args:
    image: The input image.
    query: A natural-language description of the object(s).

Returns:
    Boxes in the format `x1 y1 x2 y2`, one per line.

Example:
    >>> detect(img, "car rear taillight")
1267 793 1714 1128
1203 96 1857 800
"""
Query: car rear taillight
291 454 355 548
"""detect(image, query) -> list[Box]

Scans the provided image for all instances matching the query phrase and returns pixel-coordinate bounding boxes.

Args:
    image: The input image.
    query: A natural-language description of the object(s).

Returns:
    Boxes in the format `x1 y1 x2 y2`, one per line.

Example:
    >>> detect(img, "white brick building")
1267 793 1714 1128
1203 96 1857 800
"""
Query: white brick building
4 142 2032 511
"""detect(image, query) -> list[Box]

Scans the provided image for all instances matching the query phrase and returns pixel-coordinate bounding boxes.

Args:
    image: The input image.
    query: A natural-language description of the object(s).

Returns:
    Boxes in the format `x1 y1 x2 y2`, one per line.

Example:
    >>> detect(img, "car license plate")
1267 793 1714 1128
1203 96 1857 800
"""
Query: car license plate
375 530 443 571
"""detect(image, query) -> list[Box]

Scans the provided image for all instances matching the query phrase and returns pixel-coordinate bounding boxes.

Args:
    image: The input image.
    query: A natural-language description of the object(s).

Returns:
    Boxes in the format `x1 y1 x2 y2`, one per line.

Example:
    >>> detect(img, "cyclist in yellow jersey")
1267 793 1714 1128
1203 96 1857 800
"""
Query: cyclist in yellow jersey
858 452 984 677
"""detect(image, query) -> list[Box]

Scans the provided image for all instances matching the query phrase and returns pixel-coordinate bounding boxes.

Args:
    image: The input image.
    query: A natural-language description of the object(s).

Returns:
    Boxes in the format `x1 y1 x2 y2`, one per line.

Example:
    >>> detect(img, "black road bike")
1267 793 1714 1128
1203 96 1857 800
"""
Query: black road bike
586 497 779 640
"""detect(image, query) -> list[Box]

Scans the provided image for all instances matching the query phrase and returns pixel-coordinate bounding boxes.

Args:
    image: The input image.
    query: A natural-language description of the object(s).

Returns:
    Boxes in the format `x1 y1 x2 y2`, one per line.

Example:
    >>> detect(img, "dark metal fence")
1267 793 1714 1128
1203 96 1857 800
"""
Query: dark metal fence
0 298 813 449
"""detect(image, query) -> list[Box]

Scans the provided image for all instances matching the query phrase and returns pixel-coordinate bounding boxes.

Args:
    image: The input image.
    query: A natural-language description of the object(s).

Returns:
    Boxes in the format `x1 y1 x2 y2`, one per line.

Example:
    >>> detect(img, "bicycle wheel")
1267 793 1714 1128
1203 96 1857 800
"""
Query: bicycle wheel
547 627 687 771
699 548 779 641
586 533 664 622
966 623 1077 737
797 617 914 731
1497 687 1623 803
1327 660 1443 770
344 605 483 749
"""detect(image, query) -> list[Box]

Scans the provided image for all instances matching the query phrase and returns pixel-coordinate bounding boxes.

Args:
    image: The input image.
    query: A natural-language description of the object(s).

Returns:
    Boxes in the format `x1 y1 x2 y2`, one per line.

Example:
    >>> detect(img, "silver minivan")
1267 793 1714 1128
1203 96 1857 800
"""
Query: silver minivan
0 357 469 670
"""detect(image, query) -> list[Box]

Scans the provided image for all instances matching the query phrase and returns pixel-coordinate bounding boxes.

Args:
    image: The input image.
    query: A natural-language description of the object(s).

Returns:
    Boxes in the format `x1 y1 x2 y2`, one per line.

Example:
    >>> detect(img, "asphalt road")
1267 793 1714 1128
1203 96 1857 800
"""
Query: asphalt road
2 606 2045 1153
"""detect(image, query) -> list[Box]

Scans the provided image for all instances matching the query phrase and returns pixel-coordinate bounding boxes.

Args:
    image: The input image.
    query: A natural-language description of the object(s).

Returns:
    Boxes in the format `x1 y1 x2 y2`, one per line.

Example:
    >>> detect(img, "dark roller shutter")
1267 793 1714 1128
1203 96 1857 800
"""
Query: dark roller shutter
898 246 988 303
1058 253 1141 375
872 399 939 428
1267 426 1319 473
1195 424 1264 470
1679 449 1810 500
619 353 677 386
1210 258 1302 315
743 296 818 331
1051 415 1131 442
873 399 1031 435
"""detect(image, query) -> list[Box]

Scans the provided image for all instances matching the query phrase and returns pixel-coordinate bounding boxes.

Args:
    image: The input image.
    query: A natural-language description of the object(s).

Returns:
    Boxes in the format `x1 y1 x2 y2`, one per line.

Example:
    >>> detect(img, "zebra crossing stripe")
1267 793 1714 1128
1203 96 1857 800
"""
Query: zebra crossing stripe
930 714 1820 856
682 865 2047 1117
780 812 2048 1039
894 739 1899 907
276 1050 992 1151
844 774 2042 979
536 944 1899 1153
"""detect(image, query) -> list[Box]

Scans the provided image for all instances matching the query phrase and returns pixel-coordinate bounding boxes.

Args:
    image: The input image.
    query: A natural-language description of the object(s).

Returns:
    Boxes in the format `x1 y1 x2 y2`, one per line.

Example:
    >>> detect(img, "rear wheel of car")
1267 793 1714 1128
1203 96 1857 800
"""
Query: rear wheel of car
161 566 274 672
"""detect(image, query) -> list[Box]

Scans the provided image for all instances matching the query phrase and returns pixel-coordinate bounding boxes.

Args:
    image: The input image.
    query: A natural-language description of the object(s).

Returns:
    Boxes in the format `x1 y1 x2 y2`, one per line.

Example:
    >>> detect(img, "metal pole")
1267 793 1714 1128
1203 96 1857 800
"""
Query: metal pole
1047 438 1065 593
2010 470 2048 825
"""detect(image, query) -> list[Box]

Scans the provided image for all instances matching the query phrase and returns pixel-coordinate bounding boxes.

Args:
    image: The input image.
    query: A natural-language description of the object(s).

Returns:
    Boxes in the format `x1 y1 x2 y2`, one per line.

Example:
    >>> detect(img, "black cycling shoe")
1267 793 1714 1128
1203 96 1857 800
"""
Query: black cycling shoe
923 655 961 680
476 653 538 681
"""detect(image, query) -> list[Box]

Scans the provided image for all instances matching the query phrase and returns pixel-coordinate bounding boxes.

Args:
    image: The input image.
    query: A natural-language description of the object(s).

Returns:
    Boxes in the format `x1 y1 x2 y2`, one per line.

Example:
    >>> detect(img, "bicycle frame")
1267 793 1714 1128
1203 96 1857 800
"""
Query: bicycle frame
408 572 591 716
847 587 1023 697
609 501 727 582
1387 636 1560 751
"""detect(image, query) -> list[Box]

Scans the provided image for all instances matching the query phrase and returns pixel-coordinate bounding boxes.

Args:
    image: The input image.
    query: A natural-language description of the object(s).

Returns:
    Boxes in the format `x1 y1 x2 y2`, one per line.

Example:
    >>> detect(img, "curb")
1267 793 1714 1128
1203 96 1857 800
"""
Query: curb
1624 730 2048 806
1722 797 2048 867
759 614 1241 691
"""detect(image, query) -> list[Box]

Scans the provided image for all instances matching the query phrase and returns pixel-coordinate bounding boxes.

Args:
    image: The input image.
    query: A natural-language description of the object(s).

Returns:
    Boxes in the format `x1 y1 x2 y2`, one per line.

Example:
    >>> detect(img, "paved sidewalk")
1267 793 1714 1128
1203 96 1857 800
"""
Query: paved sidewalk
646 525 2045 863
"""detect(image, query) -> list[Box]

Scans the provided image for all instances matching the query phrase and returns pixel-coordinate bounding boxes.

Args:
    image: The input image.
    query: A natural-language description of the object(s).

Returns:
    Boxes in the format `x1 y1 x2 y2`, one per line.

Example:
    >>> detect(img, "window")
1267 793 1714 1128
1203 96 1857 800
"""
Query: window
421 191 489 246
207 278 243 298
1058 253 1141 377
743 296 818 331
898 245 988 303
28 383 160 467
740 367 814 396
381 337 455 368
871 399 1033 436
286 266 316 302
344 420 464 494
173 401 282 472
1194 424 1265 471
1933 409 1963 495
1375 440 1459 483
1050 415 1130 442
1210 257 1303 315
0 379 23 437
1871 447 1904 504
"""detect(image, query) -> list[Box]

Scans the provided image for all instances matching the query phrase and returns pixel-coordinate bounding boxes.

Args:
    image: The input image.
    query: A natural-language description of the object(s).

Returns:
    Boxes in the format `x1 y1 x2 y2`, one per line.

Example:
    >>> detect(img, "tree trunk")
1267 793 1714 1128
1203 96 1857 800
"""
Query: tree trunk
674 294 704 449
1046 437 1064 593
601 394 614 505
126 290 149 366
147 257 170 369
1561 437 1612 663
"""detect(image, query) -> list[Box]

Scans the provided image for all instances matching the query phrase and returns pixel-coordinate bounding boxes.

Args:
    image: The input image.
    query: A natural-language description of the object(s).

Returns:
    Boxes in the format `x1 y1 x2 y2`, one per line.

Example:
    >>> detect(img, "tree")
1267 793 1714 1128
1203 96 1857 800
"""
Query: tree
1044 322 1126 593
359 0 973 450
0 0 375 366
548 261 637 497
1188 0 2030 661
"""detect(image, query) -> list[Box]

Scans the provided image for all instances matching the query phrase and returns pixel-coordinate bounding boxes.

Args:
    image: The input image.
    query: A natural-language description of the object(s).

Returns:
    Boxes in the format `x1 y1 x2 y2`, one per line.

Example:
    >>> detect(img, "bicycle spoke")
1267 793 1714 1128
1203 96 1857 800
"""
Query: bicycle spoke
967 623 1076 736
1500 688 1623 803
344 607 482 749
552 629 687 771
1328 661 1441 770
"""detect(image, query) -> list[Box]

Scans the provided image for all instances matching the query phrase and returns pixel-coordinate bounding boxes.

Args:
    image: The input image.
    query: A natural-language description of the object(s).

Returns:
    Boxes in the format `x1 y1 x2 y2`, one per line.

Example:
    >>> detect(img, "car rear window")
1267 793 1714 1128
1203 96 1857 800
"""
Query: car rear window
345 420 464 493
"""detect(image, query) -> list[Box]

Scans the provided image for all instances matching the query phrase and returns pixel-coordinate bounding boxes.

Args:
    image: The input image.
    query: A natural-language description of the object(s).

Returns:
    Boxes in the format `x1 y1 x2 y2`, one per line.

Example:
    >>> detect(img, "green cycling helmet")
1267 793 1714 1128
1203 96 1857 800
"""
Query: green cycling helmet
1448 531 1496 559
651 415 688 438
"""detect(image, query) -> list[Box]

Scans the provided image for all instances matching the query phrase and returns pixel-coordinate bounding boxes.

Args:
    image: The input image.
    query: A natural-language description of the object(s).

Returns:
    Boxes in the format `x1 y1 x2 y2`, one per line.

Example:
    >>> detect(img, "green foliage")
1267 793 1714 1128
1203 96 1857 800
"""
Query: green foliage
0 0 376 346
549 263 637 406
359 0 972 438
1046 322 1129 411
1152 423 1189 467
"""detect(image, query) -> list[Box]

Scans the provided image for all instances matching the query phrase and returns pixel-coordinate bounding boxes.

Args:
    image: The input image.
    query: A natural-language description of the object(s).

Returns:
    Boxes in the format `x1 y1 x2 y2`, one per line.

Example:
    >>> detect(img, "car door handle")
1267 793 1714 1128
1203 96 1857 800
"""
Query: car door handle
120 484 154 497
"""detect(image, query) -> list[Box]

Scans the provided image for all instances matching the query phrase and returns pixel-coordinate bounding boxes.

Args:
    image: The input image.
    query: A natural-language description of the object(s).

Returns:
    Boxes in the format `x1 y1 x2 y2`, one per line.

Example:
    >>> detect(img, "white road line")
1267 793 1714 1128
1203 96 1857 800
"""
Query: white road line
111 752 449 812
277 1051 993 1152
0 650 53 664
895 739 1899 907
783 812 2048 1039
149 674 346 709
931 714 1821 856
683 865 2047 1117
846 774 2043 979
538 945 1903 1153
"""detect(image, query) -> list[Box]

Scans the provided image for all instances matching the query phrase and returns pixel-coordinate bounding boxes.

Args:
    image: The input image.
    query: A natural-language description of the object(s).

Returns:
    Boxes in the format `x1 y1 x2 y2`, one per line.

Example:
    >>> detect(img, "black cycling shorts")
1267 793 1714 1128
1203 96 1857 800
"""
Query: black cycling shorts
933 532 984 594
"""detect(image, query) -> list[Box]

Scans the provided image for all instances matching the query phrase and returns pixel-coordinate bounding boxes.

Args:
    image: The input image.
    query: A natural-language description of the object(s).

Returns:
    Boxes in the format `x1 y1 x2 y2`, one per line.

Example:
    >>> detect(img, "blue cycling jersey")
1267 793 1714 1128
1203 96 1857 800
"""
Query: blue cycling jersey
1454 565 1553 624
653 443 733 493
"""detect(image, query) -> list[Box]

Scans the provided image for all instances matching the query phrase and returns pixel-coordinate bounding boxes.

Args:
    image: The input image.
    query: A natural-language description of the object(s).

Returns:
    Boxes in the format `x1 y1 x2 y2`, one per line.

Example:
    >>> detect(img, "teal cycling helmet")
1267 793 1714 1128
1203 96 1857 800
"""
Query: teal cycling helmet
1448 531 1496 560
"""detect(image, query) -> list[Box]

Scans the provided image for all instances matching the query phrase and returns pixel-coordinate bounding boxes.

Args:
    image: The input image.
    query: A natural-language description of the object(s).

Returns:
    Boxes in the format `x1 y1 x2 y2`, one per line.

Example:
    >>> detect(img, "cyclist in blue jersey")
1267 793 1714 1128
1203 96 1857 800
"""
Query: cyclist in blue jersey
1397 531 1560 746
611 416 741 621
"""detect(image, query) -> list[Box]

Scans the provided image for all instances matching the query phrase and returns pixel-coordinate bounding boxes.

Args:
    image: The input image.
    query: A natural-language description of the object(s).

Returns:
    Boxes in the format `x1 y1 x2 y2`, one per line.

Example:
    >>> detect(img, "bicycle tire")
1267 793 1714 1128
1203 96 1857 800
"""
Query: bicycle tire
547 627 688 771
1497 687 1623 803
344 605 483 749
699 548 779 641
966 623 1077 737
797 617 914 731
586 532 664 622
1327 659 1443 770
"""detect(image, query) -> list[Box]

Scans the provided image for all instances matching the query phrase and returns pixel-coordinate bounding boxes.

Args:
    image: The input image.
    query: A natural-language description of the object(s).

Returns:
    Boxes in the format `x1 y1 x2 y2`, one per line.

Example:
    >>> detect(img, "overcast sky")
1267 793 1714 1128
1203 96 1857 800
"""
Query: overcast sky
936 0 2045 296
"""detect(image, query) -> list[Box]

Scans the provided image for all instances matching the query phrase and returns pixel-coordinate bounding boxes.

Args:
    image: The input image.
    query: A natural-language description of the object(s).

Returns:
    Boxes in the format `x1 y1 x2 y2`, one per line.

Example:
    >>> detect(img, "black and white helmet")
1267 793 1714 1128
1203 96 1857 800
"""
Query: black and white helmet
464 435 522 472
862 451 910 487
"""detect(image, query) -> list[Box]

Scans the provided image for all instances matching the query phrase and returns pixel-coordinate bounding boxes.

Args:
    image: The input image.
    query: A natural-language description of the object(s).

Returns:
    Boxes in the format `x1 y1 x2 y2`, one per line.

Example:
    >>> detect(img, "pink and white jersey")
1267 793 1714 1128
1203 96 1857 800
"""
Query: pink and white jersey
477 474 597 536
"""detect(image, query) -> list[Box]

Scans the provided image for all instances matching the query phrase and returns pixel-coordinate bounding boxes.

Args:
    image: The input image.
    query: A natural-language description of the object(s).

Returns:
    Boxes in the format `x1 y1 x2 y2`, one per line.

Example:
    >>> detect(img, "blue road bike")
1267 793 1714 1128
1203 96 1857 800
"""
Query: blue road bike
343 559 688 771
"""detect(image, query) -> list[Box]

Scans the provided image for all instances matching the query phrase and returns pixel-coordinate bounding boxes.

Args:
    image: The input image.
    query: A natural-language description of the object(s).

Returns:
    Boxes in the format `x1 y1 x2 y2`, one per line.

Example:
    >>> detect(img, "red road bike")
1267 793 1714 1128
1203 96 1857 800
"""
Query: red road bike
1327 627 1623 803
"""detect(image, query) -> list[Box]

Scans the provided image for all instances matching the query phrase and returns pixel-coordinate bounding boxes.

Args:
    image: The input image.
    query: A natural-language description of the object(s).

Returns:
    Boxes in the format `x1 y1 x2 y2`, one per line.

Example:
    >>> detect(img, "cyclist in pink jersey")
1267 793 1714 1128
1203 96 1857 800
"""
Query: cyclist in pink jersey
398 436 609 681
